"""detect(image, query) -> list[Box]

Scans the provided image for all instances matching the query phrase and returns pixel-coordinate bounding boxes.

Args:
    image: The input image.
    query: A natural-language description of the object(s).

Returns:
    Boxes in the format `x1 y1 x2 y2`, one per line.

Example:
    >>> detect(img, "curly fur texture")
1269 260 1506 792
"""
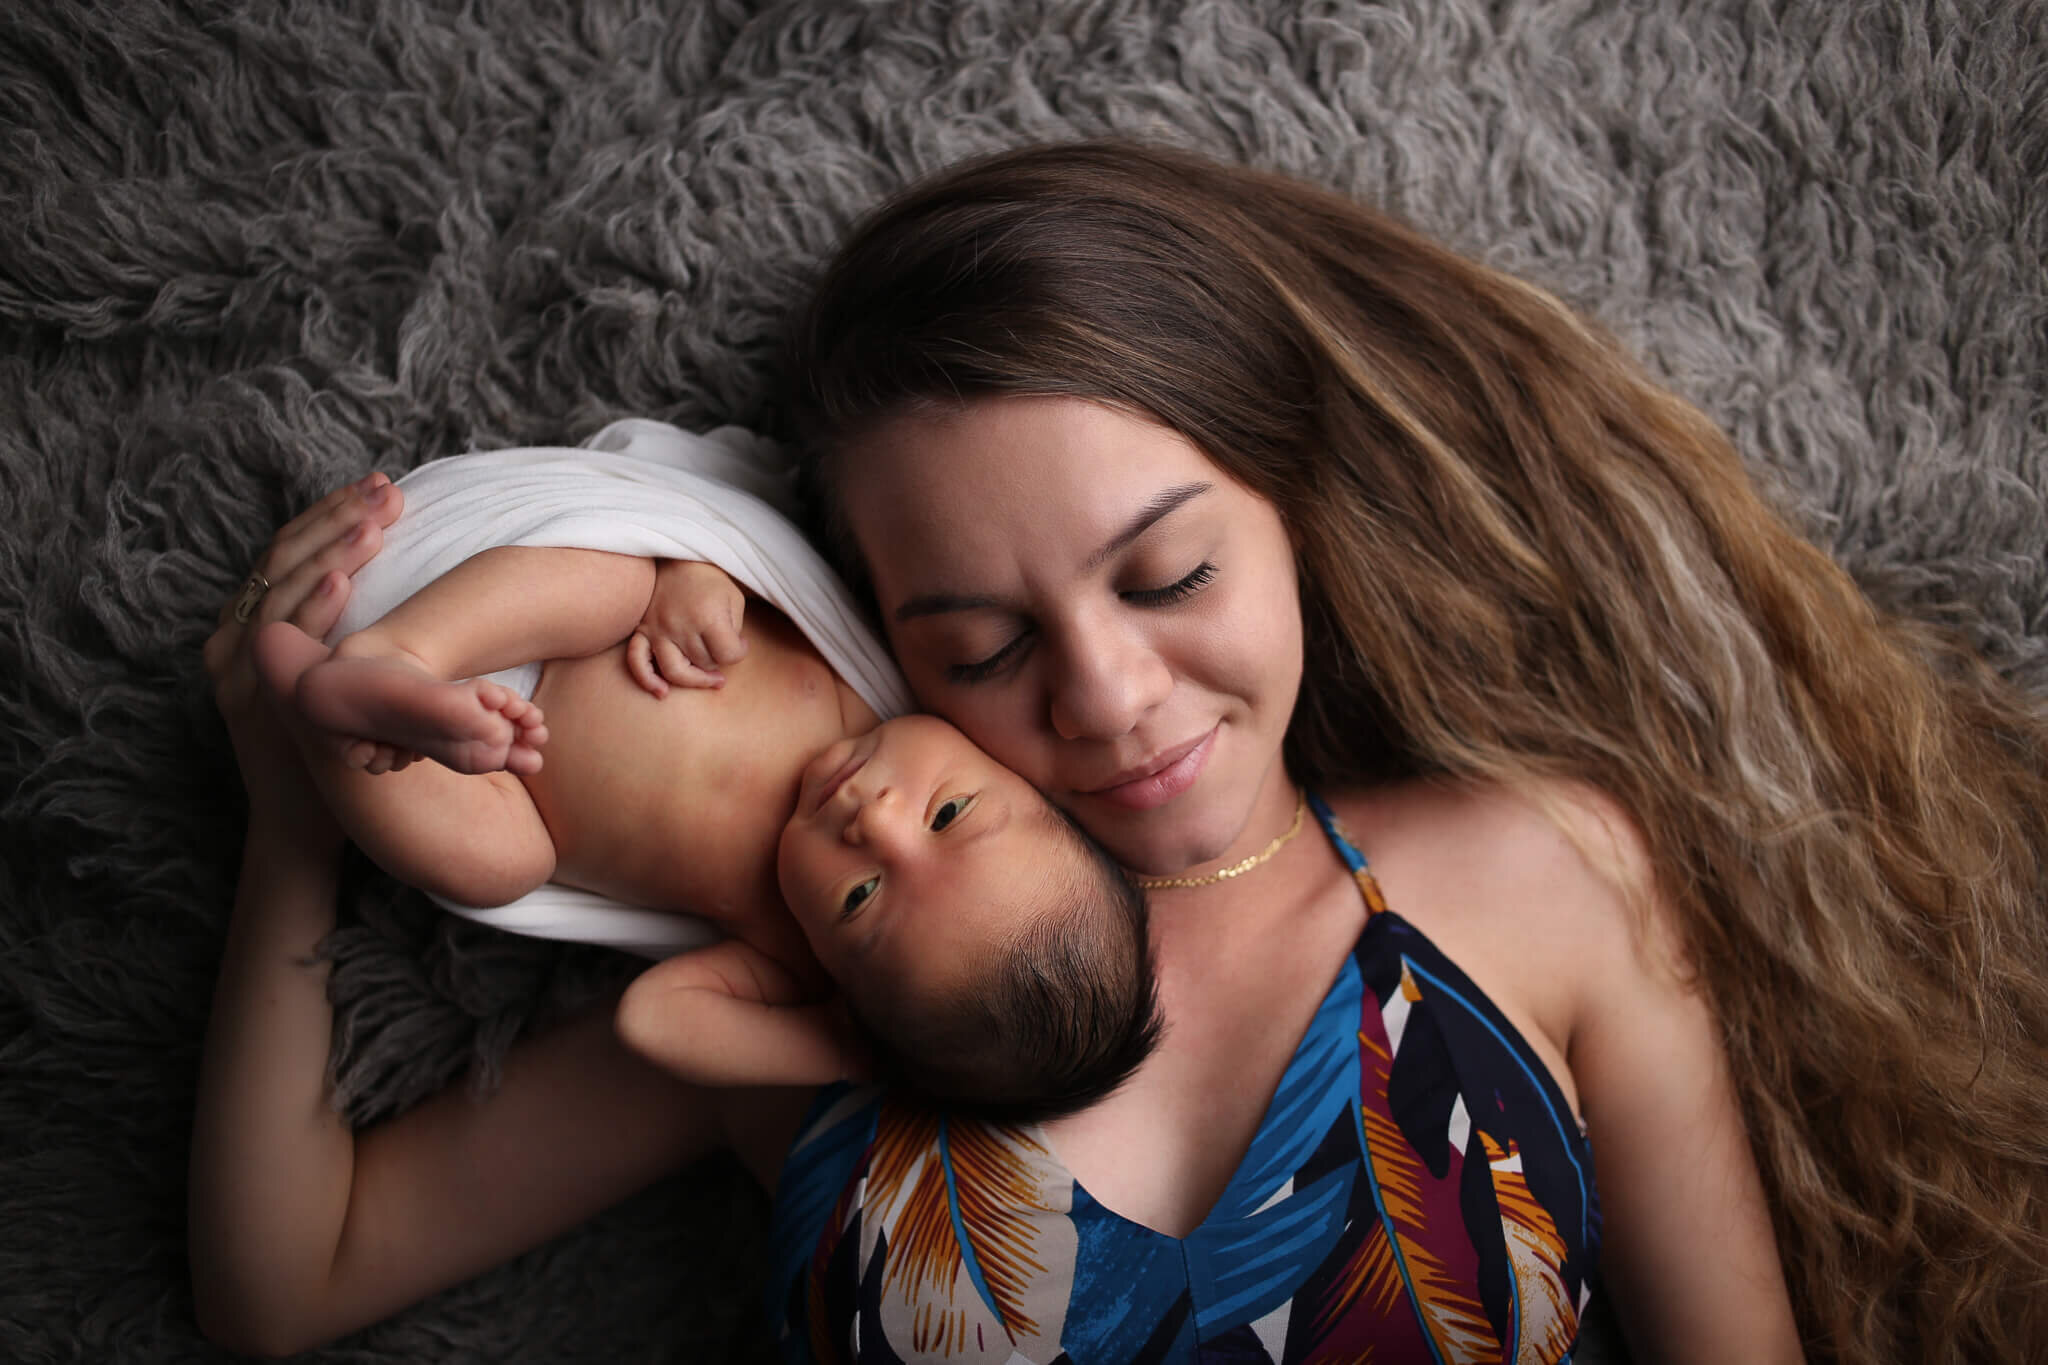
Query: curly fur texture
0 1 2040 1361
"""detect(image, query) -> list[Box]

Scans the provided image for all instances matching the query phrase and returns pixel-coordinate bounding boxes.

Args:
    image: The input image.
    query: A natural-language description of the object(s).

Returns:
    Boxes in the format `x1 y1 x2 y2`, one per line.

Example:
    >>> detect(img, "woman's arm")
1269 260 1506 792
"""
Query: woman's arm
616 941 867 1089
186 478 743 1356
1543 791 1805 1363
188 837 723 1355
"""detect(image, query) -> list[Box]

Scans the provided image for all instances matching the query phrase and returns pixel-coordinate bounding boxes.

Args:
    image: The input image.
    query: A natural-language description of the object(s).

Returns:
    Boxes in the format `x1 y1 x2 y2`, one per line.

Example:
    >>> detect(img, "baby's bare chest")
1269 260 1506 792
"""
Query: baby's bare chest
523 609 853 918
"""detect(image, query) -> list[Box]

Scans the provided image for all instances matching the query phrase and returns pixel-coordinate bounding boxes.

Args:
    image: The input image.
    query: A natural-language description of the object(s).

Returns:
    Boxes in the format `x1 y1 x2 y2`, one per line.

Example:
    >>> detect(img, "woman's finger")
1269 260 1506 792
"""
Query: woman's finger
249 516 387 636
214 475 403 633
289 569 353 643
257 474 402 583
206 515 385 700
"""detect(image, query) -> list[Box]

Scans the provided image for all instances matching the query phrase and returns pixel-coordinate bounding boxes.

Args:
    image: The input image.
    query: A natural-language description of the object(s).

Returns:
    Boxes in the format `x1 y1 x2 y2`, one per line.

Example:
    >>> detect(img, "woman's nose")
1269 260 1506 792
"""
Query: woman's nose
1047 619 1173 741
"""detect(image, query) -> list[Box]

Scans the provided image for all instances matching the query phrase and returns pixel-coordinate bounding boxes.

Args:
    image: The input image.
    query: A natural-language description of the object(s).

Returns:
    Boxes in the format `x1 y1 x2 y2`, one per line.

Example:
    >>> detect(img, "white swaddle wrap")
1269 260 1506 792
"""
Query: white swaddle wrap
330 418 913 958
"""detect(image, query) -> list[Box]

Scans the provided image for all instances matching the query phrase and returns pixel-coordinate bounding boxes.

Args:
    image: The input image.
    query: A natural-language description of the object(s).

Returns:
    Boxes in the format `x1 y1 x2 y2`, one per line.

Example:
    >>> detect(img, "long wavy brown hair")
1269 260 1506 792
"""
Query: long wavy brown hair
782 140 2048 1363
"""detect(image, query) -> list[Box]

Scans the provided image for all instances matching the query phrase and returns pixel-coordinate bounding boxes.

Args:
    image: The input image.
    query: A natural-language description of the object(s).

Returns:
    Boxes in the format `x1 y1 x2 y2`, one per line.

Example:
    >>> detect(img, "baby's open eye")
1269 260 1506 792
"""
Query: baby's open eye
930 795 976 831
842 877 879 916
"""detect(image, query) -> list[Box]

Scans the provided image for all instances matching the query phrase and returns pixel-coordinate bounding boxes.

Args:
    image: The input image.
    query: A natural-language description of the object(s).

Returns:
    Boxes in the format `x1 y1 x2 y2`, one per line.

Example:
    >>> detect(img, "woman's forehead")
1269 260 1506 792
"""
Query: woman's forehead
840 395 1231 562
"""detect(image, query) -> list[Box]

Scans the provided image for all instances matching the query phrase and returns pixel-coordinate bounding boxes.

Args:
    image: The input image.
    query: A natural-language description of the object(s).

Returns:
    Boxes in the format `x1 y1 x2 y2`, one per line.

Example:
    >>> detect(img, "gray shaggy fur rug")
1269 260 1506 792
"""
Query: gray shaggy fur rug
2 1 2042 1361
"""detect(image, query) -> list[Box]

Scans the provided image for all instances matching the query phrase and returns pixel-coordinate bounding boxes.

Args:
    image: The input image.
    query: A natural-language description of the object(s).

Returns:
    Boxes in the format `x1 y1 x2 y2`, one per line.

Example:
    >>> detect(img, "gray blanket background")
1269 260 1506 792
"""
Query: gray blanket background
2 1 2041 1360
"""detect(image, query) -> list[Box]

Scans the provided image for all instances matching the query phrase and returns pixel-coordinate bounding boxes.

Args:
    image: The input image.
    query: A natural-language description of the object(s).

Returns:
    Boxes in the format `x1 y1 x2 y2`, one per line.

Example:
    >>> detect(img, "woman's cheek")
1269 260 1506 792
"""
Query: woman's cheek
928 680 1053 787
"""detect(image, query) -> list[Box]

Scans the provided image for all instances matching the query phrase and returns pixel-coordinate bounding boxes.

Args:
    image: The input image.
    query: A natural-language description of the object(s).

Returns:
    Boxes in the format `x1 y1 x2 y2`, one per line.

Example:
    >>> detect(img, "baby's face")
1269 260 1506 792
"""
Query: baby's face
776 715 1076 992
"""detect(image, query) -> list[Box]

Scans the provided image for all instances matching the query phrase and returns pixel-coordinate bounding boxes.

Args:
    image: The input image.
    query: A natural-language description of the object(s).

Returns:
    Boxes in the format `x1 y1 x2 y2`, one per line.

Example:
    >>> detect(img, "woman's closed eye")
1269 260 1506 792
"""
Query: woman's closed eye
942 562 1218 684
948 635 1027 684
1121 559 1216 607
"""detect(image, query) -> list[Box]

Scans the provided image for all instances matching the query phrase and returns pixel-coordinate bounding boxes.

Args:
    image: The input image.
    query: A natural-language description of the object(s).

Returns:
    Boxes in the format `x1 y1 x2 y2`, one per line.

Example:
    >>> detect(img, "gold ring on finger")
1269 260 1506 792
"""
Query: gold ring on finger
231 570 272 624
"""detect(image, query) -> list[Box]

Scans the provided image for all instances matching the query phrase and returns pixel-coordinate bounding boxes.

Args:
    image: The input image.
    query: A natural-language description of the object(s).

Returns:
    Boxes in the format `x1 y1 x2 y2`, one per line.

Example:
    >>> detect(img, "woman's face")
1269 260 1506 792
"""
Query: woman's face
838 395 1304 876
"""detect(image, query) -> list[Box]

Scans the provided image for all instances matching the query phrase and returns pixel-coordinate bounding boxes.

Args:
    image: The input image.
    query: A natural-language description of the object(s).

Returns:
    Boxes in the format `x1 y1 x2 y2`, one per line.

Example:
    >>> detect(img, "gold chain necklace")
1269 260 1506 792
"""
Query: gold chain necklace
1134 789 1307 890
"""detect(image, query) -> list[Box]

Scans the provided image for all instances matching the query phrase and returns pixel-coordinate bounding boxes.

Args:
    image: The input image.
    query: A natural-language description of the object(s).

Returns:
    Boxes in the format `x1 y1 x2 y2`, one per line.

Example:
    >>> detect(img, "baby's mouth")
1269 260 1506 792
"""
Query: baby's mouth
805 733 877 815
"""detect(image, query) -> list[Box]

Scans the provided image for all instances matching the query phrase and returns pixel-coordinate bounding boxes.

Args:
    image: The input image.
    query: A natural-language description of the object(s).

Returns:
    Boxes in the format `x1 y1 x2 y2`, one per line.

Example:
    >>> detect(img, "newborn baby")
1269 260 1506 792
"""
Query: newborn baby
256 465 1158 1124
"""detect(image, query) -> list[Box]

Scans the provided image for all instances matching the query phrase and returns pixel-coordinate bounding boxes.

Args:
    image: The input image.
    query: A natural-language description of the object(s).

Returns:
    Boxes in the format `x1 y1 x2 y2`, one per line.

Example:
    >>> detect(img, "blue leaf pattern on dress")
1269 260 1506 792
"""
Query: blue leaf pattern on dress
770 799 1600 1363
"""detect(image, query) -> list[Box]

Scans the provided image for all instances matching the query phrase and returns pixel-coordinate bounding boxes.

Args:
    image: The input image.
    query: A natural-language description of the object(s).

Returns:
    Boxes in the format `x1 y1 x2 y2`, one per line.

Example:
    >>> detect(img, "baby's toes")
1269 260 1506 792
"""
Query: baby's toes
359 740 407 775
475 681 536 722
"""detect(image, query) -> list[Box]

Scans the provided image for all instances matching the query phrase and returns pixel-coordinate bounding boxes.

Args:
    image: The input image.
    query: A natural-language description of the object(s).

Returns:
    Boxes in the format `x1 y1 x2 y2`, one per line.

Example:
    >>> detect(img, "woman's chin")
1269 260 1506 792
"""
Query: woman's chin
1090 808 1243 881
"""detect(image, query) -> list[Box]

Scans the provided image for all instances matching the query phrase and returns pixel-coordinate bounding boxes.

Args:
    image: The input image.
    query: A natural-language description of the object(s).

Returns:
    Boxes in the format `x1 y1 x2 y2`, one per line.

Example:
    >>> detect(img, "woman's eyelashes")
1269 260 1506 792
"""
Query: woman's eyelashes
1121 559 1216 606
948 636 1025 683
941 561 1218 683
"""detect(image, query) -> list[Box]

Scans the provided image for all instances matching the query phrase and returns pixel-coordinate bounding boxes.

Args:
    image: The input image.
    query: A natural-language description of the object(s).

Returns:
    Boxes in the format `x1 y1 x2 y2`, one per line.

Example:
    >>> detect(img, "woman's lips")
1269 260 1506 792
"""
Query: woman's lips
1085 726 1217 812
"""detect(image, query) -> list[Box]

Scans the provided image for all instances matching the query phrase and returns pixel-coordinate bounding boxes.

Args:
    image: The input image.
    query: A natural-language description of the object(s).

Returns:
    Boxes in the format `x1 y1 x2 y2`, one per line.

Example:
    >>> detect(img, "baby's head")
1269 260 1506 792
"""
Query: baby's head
778 715 1160 1124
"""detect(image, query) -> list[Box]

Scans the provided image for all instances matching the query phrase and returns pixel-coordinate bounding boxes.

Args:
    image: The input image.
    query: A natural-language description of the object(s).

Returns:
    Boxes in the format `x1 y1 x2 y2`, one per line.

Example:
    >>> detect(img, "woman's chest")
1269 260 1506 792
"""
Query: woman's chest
1038 875 1369 1238
780 923 1600 1365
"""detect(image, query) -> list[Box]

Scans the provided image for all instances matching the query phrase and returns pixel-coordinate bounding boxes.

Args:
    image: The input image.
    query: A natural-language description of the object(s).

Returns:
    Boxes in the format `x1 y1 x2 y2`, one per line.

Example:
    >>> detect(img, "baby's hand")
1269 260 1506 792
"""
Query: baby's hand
627 559 749 696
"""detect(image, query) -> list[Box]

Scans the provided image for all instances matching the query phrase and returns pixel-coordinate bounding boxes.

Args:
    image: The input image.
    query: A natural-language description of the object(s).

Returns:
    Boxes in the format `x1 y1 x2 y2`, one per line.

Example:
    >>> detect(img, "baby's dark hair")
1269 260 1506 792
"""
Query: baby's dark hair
847 804 1160 1126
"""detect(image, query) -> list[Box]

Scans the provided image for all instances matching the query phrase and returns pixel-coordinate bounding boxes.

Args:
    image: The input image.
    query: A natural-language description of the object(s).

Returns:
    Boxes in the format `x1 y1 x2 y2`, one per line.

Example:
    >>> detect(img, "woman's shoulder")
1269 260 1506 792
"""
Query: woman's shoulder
1322 774 1651 896
1318 776 1688 1070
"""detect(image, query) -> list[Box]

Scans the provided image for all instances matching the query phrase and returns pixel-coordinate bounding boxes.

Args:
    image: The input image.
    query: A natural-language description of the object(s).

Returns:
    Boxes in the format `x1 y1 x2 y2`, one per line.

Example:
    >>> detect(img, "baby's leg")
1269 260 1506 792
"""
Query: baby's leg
256 628 559 907
299 547 657 774
259 622 549 775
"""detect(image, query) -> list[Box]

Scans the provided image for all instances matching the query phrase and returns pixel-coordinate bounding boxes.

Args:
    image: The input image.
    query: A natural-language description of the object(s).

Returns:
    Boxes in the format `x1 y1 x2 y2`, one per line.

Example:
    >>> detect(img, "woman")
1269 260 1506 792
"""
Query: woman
192 142 2048 1363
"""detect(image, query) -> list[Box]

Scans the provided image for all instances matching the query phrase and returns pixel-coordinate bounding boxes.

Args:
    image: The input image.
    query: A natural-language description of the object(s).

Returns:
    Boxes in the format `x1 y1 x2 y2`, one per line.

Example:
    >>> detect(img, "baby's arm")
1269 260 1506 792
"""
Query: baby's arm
627 559 749 696
348 545 658 682
616 941 866 1089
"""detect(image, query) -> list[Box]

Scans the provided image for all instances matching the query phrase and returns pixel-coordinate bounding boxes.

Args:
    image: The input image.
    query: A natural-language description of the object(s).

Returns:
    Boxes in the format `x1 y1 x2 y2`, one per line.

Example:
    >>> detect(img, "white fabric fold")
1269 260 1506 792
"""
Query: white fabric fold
328 418 911 958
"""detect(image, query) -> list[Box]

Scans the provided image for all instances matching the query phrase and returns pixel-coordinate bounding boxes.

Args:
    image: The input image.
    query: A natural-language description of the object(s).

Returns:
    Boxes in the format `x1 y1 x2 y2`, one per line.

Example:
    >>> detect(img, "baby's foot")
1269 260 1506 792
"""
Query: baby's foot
259 623 548 775
339 737 425 776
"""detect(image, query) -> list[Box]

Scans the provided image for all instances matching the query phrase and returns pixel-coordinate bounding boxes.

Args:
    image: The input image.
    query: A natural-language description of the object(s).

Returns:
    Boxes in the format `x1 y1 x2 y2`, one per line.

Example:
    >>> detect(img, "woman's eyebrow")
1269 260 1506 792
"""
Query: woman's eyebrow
892 481 1212 623
1085 482 1211 571
894 589 1003 622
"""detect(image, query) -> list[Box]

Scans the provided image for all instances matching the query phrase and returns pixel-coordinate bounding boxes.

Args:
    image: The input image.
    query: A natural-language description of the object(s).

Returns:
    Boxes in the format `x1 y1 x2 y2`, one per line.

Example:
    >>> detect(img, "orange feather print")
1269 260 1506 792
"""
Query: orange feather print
1354 965 1503 1365
1482 1133 1578 1365
1297 1217 1434 1362
856 1103 1075 1361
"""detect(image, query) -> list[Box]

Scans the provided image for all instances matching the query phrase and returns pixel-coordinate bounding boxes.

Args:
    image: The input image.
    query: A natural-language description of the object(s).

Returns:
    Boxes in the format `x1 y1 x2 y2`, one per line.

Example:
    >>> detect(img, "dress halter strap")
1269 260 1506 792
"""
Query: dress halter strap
1307 791 1390 918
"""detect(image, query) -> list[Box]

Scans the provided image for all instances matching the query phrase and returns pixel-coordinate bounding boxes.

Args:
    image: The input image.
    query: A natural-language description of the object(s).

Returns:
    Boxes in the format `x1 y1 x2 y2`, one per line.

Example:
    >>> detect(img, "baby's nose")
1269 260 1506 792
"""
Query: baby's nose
841 786 899 844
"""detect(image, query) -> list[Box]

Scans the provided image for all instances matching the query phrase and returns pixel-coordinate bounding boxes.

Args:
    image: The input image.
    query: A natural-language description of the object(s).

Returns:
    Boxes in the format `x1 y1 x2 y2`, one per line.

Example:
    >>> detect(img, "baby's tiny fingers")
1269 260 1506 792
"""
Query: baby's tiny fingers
657 639 722 689
658 638 696 675
702 618 748 667
627 632 669 697
680 631 718 672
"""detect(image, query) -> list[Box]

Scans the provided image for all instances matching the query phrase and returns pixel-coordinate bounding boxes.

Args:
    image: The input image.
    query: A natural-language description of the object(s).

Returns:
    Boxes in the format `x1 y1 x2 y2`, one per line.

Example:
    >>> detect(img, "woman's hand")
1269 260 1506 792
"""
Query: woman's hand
202 473 404 836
